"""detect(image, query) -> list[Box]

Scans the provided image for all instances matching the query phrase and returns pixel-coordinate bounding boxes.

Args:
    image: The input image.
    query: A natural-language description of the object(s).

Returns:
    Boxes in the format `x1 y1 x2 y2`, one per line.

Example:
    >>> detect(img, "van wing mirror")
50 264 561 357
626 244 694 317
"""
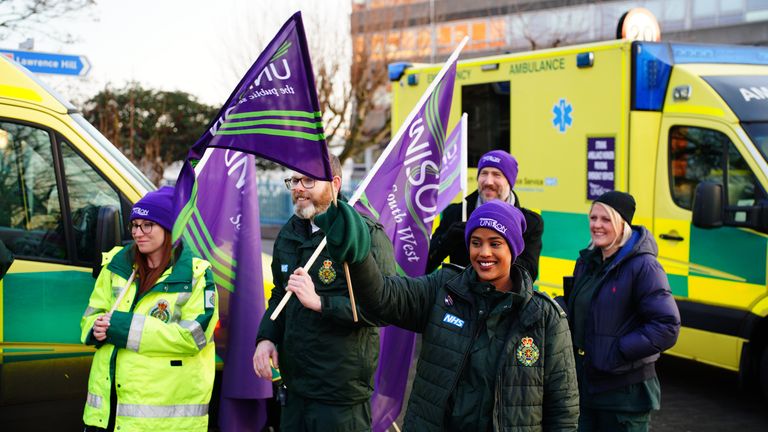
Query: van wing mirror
692 182 724 229
92 205 121 278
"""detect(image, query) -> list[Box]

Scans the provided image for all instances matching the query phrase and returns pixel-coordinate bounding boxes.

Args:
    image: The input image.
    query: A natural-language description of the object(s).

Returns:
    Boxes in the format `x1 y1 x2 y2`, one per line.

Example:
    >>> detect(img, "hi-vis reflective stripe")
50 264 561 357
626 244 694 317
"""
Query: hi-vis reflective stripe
86 392 103 409
172 292 193 323
117 403 208 418
180 320 206 350
127 314 146 351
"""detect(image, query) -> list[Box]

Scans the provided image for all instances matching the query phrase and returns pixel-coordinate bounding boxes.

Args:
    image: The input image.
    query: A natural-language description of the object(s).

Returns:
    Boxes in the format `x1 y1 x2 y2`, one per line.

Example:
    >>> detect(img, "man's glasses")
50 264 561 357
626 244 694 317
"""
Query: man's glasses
284 177 316 190
131 221 156 235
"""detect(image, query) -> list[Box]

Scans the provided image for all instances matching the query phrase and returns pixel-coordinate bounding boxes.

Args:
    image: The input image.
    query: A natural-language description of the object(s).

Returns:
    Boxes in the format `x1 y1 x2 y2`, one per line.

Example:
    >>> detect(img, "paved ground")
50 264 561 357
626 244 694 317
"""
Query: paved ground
651 355 768 431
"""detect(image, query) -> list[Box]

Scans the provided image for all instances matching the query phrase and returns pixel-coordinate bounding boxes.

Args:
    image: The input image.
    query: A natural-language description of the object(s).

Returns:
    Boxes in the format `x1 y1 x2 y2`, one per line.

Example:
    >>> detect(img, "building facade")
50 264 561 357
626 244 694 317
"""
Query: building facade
352 0 768 64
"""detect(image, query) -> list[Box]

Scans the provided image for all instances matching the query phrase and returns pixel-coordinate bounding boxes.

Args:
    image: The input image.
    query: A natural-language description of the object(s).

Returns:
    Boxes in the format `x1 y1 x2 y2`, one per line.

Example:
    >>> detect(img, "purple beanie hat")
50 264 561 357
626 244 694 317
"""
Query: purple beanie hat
477 150 519 187
130 186 175 232
465 200 527 260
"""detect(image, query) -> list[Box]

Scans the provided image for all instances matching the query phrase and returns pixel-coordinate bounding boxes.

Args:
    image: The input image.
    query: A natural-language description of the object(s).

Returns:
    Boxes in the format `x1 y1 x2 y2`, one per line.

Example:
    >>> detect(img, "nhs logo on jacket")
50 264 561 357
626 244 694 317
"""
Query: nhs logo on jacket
442 313 465 328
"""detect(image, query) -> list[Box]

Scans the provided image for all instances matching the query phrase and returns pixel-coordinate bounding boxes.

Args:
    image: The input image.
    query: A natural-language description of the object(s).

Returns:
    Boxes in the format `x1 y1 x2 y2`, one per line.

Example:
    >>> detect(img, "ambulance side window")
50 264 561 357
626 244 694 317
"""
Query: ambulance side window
59 139 123 264
462 82 510 166
0 121 67 260
669 125 764 211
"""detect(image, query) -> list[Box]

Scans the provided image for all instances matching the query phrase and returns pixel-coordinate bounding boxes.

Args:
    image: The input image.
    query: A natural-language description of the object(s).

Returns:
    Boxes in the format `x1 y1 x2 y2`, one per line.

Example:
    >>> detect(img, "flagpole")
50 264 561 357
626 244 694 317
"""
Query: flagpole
109 269 137 314
271 37 468 322
460 112 468 222
332 181 359 323
347 36 468 208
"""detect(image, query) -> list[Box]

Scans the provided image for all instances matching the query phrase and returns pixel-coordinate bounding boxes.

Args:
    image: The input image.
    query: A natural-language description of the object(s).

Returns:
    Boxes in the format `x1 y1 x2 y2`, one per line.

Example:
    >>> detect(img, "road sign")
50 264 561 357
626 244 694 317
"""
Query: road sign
0 49 90 76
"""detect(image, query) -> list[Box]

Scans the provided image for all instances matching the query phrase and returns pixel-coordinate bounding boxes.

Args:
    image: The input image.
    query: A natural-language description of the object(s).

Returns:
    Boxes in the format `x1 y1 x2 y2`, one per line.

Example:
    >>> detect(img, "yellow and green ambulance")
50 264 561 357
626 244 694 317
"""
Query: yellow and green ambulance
390 39 768 395
0 55 278 430
0 55 153 429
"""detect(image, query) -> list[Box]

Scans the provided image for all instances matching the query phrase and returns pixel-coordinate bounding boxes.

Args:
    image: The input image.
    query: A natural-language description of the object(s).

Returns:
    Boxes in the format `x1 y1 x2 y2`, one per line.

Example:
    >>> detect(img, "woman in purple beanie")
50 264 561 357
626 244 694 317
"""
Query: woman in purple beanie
80 187 219 432
299 199 580 431
564 191 680 432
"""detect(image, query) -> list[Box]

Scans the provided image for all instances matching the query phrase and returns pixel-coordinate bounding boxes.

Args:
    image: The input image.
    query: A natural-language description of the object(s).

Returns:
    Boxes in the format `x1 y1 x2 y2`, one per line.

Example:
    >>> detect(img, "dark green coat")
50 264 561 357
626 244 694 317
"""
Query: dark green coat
257 213 395 404
348 255 579 431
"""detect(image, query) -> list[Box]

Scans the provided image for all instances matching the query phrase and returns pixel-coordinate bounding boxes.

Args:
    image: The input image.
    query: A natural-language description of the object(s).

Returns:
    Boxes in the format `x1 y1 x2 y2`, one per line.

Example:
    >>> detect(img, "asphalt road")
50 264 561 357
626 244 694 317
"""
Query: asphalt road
651 355 768 431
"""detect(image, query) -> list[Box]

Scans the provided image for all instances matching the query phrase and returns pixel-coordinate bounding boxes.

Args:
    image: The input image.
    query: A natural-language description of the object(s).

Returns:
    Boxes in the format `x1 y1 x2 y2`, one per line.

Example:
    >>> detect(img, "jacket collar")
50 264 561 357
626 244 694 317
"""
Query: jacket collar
444 264 537 323
107 242 194 284
579 226 655 274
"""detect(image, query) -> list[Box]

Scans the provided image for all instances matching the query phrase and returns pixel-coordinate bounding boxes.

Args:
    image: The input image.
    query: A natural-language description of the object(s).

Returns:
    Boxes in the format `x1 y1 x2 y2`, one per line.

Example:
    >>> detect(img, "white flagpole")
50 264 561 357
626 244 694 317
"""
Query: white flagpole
347 36 468 208
271 37 469 321
109 269 137 314
460 113 468 222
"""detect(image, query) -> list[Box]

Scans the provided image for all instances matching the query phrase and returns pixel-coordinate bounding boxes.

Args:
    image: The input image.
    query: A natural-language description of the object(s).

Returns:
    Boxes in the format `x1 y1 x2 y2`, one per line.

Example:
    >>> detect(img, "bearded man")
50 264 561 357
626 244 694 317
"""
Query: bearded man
254 155 395 431
426 150 543 280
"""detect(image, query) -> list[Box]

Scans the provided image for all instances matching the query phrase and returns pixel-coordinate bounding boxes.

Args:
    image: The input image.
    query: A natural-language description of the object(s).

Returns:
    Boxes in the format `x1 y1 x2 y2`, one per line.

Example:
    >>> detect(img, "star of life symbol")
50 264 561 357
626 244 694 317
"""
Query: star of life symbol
552 98 573 133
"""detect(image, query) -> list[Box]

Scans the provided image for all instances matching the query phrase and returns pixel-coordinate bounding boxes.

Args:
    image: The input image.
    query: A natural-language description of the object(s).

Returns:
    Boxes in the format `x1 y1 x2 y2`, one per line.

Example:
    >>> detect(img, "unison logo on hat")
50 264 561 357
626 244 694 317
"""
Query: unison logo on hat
479 217 507 234
132 207 149 216
482 155 501 163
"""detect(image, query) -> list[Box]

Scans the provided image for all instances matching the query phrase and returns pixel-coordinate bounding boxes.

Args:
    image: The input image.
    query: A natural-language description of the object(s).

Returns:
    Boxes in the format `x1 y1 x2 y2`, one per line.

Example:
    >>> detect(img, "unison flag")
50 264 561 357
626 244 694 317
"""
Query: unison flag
435 112 468 215
178 149 271 432
171 11 332 432
186 11 331 180
352 38 467 432
174 11 332 239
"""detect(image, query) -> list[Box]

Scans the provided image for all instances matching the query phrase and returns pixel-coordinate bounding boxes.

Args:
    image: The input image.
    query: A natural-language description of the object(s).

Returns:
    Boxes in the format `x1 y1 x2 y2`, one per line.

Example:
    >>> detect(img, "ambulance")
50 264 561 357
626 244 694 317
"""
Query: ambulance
389 39 768 395
0 54 158 428
0 53 282 429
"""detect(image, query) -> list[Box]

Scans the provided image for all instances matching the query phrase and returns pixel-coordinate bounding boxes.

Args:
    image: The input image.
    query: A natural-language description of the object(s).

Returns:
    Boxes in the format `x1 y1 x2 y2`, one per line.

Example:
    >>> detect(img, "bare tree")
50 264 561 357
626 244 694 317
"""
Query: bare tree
0 0 96 42
318 3 419 164
217 1 410 166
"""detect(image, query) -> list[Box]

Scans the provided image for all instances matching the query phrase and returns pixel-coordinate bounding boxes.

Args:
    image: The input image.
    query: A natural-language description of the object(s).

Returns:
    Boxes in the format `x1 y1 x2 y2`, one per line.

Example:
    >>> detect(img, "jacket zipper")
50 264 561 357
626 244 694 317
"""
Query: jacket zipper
440 300 483 428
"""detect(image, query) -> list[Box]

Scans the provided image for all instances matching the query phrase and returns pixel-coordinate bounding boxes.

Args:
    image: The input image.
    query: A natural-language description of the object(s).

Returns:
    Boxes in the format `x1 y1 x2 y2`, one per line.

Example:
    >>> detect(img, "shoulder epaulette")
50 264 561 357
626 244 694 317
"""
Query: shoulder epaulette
534 290 567 318
101 246 124 266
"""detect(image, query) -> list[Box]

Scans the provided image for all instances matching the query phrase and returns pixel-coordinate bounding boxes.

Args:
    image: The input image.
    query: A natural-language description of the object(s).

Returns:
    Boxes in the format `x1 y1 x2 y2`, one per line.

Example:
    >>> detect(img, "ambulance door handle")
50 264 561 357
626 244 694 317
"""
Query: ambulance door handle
659 233 684 242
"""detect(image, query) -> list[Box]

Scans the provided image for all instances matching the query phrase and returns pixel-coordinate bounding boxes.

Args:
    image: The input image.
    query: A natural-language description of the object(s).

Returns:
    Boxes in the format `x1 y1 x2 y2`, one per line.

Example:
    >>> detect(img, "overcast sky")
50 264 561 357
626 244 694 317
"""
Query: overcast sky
2 0 351 106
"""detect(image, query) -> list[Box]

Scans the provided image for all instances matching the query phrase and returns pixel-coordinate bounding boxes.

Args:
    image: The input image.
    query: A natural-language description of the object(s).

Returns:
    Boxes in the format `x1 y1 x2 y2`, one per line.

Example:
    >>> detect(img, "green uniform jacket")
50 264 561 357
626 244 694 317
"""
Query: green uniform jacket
348 255 579 431
257 213 396 403
80 243 218 432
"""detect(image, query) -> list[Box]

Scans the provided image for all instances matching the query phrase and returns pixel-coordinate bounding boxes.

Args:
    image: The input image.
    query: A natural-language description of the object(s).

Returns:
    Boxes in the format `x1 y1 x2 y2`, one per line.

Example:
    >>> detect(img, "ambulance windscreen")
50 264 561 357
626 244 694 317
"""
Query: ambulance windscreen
702 75 768 122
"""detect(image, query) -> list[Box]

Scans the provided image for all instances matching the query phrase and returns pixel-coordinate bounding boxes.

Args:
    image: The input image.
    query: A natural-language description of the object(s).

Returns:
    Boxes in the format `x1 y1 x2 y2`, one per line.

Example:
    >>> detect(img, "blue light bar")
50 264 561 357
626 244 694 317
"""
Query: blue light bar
388 62 412 82
633 42 672 111
670 43 768 65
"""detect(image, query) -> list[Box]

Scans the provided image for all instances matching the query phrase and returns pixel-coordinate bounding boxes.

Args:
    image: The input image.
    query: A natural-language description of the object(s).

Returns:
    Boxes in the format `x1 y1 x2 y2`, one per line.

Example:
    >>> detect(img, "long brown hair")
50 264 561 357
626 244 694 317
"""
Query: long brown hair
134 230 173 296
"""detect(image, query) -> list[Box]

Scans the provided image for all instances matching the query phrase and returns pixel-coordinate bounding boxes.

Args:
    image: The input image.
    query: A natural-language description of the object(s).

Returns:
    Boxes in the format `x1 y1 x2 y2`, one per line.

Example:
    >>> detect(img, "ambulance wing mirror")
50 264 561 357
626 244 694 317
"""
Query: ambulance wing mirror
92 205 121 278
692 182 724 229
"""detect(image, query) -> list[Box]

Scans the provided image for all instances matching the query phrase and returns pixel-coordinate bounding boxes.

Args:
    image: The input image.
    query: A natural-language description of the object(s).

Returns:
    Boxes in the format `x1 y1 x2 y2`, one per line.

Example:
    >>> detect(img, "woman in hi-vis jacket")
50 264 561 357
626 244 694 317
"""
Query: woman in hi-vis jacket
81 187 218 432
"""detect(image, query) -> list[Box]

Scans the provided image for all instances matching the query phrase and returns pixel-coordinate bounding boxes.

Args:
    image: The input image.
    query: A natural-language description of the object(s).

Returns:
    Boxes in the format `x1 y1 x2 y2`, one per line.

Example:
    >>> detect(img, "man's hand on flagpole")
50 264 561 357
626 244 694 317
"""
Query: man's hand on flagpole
253 339 279 379
286 267 321 312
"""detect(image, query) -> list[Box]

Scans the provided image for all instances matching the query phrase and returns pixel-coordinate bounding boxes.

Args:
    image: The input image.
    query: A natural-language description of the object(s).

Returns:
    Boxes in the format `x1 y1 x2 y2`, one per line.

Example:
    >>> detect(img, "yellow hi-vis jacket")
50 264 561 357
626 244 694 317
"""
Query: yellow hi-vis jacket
81 244 218 432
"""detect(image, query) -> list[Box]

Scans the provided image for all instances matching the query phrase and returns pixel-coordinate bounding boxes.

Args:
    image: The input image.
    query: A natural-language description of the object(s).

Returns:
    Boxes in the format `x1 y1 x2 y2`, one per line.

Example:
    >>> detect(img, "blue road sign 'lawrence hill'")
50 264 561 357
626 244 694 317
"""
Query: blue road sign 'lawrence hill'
0 49 90 76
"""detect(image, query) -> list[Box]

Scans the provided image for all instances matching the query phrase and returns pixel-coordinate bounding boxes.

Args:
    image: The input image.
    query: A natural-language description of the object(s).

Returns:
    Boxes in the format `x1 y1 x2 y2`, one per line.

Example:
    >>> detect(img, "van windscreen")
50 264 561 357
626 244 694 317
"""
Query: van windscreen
742 122 768 165
702 75 768 122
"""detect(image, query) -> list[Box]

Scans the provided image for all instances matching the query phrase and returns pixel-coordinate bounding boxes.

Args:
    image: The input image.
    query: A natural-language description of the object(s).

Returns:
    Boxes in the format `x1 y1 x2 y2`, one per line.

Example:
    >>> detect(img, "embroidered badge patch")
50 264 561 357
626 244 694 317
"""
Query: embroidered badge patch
318 260 337 284
149 299 171 323
442 313 465 328
281 264 289 273
516 336 540 366
205 291 216 309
